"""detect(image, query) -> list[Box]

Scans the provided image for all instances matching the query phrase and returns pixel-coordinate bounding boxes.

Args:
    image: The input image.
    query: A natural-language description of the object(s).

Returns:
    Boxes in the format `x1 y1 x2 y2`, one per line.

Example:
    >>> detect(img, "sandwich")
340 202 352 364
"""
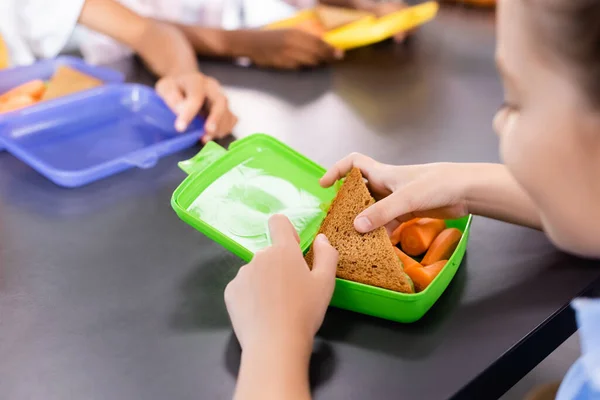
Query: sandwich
42 65 103 101
305 167 414 293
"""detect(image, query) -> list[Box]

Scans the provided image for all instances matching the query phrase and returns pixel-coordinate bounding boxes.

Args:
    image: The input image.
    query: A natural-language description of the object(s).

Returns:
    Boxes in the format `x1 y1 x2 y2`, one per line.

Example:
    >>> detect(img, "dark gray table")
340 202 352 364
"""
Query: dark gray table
1 7 599 400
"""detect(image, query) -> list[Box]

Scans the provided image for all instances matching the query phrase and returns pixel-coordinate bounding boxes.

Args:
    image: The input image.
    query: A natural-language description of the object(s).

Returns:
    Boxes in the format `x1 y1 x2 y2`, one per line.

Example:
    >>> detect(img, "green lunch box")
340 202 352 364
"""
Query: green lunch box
171 134 472 323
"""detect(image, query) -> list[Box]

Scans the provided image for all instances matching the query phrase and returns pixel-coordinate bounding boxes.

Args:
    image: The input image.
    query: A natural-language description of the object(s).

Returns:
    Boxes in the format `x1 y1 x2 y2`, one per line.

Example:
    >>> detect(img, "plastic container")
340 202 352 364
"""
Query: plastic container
171 134 471 322
173 136 339 260
0 56 123 94
0 56 124 151
0 84 204 187
264 1 439 51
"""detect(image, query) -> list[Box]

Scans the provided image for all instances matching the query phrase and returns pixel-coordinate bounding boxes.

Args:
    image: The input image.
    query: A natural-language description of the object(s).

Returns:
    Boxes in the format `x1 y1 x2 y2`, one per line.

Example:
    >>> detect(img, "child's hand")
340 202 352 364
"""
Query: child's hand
155 72 238 143
224 214 339 351
320 153 470 234
246 30 343 70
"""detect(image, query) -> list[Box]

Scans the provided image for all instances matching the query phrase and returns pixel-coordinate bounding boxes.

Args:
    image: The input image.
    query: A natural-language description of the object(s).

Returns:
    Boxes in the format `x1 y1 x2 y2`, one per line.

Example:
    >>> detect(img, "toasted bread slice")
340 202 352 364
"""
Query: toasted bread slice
315 5 372 31
41 65 103 101
305 168 414 293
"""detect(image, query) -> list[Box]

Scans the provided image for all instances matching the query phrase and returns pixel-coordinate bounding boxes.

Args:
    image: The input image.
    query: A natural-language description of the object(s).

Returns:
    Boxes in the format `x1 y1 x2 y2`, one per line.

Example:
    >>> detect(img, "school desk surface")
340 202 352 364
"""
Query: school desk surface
1 6 599 400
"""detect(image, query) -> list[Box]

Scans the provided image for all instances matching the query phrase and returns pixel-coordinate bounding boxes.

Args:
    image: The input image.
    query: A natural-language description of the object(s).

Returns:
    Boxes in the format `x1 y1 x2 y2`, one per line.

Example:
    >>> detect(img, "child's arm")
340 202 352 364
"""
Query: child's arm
79 0 196 77
78 0 237 140
236 341 312 400
457 163 542 230
172 25 341 70
320 154 542 233
225 215 339 400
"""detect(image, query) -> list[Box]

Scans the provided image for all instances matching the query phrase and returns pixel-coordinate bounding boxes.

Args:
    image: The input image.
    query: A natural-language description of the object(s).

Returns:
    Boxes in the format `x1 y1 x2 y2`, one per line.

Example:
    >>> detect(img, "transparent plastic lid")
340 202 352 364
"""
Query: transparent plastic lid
171 134 339 261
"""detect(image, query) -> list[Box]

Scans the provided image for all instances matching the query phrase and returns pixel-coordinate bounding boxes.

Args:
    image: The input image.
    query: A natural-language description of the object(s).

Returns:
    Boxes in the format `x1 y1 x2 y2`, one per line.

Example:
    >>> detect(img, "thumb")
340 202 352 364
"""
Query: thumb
354 190 414 233
174 74 207 132
175 93 205 133
310 234 338 294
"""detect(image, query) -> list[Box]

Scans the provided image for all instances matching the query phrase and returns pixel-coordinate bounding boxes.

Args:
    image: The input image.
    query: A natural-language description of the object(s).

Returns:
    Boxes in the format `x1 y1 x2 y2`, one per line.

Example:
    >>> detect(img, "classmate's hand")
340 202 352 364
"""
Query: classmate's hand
246 30 343 70
155 72 238 143
320 153 470 234
371 1 411 43
224 215 339 351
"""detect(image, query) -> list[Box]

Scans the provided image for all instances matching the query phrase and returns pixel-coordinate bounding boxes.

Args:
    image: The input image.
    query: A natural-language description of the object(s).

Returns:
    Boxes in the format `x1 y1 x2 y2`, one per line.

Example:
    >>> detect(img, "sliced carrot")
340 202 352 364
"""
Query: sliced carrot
393 246 422 270
0 94 36 113
425 260 447 275
404 265 430 292
405 260 447 292
0 34 9 70
400 218 446 256
421 228 462 266
0 80 46 103
390 218 420 246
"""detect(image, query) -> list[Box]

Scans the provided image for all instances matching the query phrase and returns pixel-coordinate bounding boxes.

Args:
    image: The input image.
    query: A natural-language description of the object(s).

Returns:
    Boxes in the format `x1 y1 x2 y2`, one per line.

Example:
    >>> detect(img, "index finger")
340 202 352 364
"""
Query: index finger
268 214 300 246
319 153 379 188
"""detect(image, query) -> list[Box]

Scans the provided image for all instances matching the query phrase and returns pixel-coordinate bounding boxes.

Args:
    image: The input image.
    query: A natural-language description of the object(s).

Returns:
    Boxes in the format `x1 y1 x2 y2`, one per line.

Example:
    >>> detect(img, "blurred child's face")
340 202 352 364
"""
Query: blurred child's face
494 0 600 256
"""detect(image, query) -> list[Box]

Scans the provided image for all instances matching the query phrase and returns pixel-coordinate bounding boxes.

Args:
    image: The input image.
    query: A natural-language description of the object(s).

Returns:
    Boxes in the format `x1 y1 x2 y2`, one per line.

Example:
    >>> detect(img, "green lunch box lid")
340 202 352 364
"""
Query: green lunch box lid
171 134 473 323
171 134 339 262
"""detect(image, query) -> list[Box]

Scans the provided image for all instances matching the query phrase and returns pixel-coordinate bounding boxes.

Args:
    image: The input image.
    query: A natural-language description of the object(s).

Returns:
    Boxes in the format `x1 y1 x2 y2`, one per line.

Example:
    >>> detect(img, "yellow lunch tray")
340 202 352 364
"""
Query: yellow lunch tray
264 1 439 51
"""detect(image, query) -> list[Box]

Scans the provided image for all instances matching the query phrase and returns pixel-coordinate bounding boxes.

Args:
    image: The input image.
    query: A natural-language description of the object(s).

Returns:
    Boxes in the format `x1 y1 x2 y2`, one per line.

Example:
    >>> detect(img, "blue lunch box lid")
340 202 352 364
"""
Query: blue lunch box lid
0 83 204 187
0 56 125 152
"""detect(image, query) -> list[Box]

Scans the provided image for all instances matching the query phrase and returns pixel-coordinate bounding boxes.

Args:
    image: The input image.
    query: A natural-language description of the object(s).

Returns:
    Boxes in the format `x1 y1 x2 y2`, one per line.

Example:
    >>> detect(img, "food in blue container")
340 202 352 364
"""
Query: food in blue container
0 65 103 114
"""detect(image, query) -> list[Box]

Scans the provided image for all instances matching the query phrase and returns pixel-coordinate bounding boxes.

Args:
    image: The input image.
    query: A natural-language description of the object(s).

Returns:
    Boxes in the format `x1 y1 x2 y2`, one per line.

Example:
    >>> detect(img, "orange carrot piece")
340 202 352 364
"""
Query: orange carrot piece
390 218 420 246
0 80 46 103
421 228 462 266
425 260 447 275
400 218 446 256
404 265 430 292
393 247 422 270
0 35 9 70
405 260 447 292
0 94 36 113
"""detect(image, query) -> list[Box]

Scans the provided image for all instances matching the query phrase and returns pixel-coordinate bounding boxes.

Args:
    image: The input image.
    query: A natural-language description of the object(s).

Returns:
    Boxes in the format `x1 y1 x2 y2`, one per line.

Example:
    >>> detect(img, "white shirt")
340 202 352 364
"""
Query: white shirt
79 0 316 65
0 0 85 66
0 0 316 67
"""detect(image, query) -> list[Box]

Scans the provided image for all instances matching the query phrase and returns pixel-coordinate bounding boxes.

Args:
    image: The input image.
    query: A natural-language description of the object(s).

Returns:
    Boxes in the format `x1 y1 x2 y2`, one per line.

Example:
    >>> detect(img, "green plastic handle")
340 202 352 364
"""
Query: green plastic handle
178 141 228 176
